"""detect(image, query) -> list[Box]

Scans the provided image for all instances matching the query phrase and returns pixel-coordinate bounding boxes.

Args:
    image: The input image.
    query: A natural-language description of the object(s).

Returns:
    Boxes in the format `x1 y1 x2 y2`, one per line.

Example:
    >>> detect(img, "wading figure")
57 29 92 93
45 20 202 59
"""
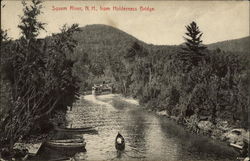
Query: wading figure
115 132 125 151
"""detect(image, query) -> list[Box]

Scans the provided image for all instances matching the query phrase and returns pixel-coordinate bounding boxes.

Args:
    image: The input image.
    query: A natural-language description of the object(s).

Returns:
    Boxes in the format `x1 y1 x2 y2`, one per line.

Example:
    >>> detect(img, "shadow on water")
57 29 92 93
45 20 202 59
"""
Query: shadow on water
31 143 85 161
159 117 239 160
35 94 240 161
123 110 148 159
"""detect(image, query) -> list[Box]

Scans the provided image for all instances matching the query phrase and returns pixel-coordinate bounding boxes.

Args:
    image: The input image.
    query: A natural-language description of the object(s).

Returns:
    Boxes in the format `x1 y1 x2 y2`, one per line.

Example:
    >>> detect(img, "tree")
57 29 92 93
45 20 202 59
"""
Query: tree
180 21 207 67
18 0 45 41
0 0 47 150
0 0 80 152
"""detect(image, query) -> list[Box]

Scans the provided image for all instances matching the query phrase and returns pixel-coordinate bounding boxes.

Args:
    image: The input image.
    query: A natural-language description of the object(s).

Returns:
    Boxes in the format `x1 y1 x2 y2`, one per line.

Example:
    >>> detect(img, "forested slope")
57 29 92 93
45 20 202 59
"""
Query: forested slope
72 24 249 131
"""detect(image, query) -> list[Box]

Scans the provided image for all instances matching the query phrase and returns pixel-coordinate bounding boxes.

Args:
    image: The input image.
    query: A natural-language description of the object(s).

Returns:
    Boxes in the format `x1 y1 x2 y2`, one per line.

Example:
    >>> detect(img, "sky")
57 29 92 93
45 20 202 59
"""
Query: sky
1 1 249 45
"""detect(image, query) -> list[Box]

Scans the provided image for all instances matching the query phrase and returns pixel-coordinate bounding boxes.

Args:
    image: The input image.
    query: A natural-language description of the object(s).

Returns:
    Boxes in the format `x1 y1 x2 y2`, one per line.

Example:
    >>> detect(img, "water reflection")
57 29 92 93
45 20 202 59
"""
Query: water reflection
41 94 235 161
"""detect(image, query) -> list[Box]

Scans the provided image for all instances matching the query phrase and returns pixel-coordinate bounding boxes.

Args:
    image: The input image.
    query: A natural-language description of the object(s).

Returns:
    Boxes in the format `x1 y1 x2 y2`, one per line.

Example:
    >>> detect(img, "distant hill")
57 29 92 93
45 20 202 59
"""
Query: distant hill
72 24 141 61
74 25 249 56
71 24 179 90
69 24 249 90
72 24 249 72
72 24 179 68
71 24 145 88
207 36 250 54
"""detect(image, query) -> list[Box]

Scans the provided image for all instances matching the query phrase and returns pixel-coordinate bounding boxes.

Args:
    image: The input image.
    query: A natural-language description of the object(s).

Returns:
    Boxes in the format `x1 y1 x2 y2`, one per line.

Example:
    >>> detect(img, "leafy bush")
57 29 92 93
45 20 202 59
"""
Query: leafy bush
0 0 80 149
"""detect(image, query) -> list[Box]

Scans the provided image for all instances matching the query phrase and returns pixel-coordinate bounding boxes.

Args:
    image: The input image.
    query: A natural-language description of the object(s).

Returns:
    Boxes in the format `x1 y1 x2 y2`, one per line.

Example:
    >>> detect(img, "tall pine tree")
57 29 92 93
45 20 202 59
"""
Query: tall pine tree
180 21 207 67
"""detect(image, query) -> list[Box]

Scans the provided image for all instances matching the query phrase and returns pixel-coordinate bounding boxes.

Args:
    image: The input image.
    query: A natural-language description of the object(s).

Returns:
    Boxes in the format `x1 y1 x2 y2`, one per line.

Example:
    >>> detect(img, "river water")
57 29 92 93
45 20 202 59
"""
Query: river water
64 94 236 161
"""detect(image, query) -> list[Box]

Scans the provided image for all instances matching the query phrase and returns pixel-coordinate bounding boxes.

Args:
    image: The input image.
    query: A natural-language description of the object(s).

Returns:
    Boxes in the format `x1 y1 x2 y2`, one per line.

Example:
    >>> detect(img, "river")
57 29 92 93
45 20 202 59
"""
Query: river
60 94 236 161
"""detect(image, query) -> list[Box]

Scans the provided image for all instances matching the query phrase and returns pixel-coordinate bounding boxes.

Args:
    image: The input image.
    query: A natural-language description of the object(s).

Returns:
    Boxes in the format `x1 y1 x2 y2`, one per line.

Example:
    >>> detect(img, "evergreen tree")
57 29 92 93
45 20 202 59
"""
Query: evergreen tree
180 21 207 66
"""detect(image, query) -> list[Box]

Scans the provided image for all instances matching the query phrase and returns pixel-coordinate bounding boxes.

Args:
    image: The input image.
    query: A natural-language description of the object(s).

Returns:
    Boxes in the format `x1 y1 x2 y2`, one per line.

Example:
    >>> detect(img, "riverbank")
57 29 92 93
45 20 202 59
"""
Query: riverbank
3 94 246 161
0 112 67 160
152 108 249 157
0 133 52 160
71 94 242 160
155 109 249 145
118 94 249 159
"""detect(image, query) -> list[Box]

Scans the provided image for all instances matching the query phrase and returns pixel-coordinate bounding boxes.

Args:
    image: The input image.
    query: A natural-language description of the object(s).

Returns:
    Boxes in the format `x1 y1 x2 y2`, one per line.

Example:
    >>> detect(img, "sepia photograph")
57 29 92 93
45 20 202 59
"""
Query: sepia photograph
0 0 249 161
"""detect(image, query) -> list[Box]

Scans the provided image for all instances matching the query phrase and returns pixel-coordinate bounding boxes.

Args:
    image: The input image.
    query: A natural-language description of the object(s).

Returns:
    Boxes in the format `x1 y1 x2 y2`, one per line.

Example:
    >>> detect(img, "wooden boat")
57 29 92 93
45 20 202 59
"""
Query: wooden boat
34 136 86 161
45 138 86 149
55 126 97 134
48 138 83 143
92 85 102 95
92 82 113 95
115 132 125 151
47 157 72 161
46 142 86 149
230 143 243 150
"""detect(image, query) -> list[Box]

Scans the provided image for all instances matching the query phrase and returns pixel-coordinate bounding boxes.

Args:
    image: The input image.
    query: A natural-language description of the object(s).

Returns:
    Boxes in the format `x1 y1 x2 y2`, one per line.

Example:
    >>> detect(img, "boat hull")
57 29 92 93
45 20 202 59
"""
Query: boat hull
48 138 83 143
35 141 86 160
54 127 98 134
115 143 125 151
45 142 86 149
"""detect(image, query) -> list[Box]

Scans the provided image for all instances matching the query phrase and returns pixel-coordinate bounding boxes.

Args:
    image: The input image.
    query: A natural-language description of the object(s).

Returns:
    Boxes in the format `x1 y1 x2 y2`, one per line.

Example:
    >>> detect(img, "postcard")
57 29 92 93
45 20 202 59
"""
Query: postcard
1 0 249 161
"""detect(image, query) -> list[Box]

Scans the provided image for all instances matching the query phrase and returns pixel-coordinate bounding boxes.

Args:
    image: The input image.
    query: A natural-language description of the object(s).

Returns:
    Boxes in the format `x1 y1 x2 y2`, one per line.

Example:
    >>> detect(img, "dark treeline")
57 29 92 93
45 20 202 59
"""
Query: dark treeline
74 22 249 130
112 23 249 130
118 24 248 129
0 0 80 151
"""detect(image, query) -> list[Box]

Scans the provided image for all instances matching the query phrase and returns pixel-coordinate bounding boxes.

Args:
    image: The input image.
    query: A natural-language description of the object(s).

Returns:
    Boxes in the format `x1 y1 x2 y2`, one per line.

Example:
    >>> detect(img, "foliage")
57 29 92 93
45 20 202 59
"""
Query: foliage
79 22 249 130
179 21 207 68
0 0 80 150
70 24 249 93
71 24 139 92
68 22 249 130
18 0 46 40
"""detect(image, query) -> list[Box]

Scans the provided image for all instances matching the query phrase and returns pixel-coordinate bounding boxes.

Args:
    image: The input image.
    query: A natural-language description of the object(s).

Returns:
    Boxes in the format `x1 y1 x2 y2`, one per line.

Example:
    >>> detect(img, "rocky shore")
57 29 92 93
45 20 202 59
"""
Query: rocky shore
120 95 249 153
155 109 249 157
120 95 249 151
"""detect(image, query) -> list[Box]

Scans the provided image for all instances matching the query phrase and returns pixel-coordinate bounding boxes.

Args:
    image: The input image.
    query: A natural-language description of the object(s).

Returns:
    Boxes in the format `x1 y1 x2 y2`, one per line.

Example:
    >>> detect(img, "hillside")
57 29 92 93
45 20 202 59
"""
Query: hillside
71 24 249 91
207 36 250 54
72 24 180 62
72 24 142 61
71 24 142 89
71 24 179 89
74 24 249 58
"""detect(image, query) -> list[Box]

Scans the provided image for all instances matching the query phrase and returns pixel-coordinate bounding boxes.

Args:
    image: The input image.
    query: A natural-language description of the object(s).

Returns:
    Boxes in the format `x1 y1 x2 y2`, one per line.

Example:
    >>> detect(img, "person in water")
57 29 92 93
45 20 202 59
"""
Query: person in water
117 137 123 144
115 132 125 151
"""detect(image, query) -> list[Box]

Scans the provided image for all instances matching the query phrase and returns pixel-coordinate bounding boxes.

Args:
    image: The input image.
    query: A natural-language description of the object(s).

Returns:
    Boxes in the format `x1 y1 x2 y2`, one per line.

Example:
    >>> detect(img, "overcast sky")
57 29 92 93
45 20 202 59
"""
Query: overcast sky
1 1 249 45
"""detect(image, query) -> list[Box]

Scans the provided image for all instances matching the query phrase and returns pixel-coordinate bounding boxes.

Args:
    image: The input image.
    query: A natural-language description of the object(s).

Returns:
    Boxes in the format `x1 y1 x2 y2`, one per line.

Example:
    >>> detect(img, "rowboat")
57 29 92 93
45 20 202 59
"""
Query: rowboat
48 138 84 143
46 142 86 149
230 143 243 150
45 138 86 149
115 132 125 151
92 82 113 95
47 157 72 161
34 138 86 160
55 126 98 134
